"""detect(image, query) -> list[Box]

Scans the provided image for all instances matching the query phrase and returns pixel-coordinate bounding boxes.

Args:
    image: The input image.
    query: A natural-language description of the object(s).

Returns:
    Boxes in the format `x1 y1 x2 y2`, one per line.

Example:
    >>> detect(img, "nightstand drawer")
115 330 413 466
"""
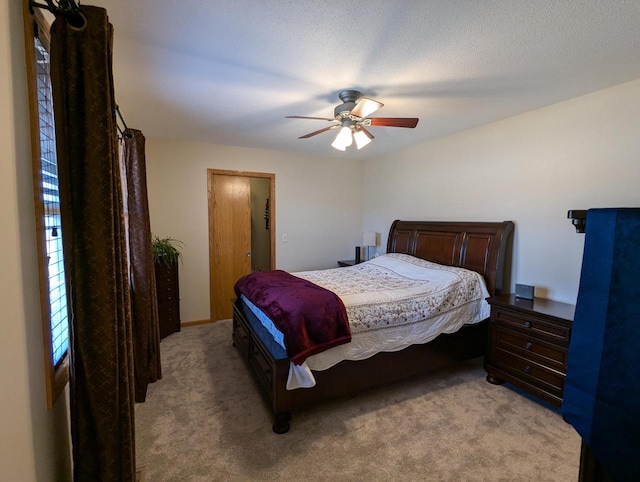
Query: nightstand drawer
494 326 568 370
493 309 571 345
494 349 565 393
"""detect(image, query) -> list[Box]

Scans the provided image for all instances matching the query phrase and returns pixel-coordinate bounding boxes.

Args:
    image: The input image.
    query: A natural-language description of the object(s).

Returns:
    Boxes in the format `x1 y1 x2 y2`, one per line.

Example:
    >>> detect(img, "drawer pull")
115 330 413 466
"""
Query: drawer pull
524 365 532 374
523 321 531 328
525 342 533 350
265 368 271 375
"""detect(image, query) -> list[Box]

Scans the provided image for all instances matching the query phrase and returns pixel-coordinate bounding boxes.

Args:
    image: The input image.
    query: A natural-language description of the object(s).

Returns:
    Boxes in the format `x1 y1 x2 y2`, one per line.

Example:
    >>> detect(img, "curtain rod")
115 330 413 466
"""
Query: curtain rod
116 105 128 131
30 1 132 138
29 0 85 28
116 105 133 138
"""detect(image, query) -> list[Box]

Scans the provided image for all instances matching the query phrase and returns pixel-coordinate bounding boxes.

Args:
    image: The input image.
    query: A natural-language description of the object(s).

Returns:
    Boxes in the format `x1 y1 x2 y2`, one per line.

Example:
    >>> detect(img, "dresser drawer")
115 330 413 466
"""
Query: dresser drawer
492 309 571 345
493 348 565 393
156 272 175 285
158 296 180 312
158 298 179 318
250 340 274 391
155 264 178 286
494 326 568 370
156 283 176 297
233 313 251 357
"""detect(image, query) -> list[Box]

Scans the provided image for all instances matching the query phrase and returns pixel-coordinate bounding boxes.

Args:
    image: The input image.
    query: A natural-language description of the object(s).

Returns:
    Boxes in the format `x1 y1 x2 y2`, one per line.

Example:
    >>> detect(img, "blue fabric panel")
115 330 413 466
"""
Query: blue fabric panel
562 210 615 439
562 208 640 481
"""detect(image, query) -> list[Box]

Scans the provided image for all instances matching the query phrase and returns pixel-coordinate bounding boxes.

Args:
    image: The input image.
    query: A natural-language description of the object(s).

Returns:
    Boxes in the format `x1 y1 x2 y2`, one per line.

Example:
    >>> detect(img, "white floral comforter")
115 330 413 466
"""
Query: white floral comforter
243 253 491 389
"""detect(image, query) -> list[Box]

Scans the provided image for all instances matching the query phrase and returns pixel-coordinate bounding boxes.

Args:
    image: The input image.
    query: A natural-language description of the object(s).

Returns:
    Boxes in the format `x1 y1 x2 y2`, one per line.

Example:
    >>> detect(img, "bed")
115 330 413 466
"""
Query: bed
232 219 514 433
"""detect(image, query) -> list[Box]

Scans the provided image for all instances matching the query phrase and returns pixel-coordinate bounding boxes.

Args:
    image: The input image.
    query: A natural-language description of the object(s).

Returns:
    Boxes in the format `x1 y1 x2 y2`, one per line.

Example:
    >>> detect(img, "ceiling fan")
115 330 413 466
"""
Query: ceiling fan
286 90 419 151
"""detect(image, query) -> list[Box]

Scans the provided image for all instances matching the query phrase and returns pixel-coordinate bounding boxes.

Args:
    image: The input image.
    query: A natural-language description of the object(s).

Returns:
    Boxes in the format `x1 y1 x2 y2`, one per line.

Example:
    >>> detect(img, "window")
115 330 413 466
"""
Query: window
24 8 70 407
36 36 70 367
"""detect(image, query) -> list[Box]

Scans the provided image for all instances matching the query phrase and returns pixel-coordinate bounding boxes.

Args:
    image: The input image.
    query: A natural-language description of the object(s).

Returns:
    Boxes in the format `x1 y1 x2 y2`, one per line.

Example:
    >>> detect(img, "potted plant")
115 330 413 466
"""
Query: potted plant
151 235 184 267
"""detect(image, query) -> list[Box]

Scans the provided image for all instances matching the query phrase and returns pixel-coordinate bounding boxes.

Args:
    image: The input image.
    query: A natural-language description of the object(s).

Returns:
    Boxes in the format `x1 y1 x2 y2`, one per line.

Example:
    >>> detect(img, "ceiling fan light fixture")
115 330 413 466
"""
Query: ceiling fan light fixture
353 128 372 149
331 125 353 151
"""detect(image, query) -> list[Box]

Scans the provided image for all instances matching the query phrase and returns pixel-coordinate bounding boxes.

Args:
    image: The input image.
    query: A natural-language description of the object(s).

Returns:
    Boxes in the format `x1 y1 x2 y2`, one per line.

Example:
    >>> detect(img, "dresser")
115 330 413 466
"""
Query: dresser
154 261 181 339
485 294 575 406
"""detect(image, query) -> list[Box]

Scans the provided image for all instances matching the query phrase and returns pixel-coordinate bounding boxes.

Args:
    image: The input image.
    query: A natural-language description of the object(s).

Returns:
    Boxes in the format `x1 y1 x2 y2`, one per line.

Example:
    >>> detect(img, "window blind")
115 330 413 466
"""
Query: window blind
35 37 69 367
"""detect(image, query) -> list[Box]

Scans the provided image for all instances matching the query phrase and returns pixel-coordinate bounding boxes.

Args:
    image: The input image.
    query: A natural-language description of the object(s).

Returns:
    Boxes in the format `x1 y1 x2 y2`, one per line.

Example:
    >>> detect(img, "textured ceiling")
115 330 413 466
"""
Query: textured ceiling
90 0 640 160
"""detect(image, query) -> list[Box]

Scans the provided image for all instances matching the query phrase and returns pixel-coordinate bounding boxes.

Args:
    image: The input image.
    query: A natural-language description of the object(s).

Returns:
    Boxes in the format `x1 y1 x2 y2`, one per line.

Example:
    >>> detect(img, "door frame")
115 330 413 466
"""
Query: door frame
207 169 276 321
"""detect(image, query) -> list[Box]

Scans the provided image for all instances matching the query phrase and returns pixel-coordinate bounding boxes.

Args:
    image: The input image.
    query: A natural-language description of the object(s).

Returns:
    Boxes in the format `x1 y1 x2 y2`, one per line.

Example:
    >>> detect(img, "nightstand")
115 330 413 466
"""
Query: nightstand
337 259 358 267
485 294 575 407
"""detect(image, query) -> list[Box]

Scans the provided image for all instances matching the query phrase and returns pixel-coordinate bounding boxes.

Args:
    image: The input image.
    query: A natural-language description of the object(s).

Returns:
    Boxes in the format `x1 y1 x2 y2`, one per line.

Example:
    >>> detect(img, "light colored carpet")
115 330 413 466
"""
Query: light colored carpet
135 321 581 481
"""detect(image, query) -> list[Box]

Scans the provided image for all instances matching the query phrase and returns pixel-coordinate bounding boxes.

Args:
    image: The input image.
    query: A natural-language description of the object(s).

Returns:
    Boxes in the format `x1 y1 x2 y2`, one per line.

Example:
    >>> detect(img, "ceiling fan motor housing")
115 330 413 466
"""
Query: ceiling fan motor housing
335 90 362 119
334 103 356 119
338 90 362 104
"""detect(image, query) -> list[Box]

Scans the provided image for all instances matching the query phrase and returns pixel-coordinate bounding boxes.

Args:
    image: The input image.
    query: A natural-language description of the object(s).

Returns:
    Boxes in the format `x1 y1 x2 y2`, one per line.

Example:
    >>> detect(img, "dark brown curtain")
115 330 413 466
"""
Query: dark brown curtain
50 6 136 481
122 128 162 402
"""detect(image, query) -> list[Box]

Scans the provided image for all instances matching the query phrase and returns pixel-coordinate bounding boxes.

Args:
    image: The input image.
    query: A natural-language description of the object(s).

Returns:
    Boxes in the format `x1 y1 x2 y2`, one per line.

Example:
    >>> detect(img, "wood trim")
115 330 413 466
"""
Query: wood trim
23 1 69 408
180 319 216 327
206 169 276 269
207 169 276 321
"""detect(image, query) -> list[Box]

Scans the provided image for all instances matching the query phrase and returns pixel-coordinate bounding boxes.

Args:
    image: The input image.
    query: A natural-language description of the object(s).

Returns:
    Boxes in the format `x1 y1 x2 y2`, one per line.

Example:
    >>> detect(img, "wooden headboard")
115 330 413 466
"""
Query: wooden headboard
387 220 514 296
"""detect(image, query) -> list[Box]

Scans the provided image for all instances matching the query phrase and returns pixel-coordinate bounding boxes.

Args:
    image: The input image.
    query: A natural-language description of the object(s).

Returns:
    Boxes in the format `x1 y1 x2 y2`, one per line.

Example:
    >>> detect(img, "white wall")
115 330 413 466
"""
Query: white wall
145 139 364 322
1 0 72 480
364 79 640 304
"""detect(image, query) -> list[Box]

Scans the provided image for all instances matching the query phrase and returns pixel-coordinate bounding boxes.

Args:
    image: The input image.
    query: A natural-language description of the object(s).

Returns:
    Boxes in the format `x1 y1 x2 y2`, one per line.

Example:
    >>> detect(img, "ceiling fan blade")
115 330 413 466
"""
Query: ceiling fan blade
286 115 336 121
298 125 338 139
359 125 375 139
369 117 419 128
350 97 383 118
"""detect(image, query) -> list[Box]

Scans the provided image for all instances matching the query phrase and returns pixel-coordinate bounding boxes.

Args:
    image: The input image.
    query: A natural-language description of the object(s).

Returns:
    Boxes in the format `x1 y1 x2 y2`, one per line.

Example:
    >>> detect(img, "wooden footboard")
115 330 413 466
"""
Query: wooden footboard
233 297 488 433
232 299 293 433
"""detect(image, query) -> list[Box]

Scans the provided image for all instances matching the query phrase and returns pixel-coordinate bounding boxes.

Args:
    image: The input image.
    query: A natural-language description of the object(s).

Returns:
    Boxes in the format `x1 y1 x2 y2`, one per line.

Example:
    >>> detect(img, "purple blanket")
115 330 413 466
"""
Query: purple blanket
234 270 351 365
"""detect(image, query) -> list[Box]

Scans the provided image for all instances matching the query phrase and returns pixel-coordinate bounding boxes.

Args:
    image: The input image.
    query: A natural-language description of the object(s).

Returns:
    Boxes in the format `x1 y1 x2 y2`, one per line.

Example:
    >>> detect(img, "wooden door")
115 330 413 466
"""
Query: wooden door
209 173 251 321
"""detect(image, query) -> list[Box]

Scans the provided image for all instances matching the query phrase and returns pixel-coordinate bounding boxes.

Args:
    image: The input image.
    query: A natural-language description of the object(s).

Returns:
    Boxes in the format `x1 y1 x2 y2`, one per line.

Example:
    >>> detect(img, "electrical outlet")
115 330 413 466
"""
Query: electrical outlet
282 233 288 242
